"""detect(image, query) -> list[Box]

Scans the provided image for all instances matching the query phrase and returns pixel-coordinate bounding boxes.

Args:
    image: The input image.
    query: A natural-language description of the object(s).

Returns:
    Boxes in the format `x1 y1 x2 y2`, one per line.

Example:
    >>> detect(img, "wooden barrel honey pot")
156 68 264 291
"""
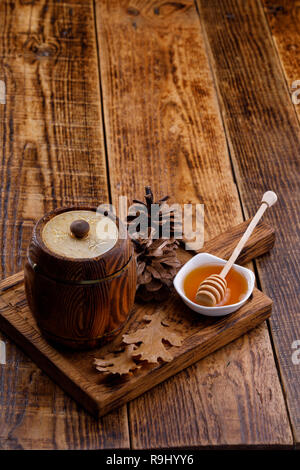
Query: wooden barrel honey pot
24 206 137 349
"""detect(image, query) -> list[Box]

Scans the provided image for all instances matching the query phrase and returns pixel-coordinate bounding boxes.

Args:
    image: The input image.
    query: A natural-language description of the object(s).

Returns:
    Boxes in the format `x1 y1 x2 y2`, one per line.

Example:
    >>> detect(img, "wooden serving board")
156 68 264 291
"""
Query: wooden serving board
0 220 274 418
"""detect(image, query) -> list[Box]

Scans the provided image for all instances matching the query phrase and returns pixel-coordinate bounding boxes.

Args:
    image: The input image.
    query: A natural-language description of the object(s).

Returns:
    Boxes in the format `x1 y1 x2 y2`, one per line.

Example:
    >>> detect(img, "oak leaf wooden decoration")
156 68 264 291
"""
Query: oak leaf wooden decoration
122 311 183 363
94 344 141 375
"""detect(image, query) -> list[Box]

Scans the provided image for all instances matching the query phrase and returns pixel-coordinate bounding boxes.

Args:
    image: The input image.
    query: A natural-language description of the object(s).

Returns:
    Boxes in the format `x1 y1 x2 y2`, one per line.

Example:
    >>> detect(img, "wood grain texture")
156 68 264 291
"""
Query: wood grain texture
0 222 273 421
263 0 300 120
198 0 299 445
95 0 292 448
0 0 129 449
200 221 275 265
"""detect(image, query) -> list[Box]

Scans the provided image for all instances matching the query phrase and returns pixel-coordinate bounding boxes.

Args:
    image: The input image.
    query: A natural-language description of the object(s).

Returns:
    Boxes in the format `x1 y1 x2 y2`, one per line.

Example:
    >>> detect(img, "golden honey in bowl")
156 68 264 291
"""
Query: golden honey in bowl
184 264 248 307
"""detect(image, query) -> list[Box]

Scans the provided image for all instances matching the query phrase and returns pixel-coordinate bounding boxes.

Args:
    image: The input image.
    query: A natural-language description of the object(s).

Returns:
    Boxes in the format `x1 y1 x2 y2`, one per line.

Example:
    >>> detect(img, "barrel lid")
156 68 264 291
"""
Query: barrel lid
28 206 133 282
42 209 117 259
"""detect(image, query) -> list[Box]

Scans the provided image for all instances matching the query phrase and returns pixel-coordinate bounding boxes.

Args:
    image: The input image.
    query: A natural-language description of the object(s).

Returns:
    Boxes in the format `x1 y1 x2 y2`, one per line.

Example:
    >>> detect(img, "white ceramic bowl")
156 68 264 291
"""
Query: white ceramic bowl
173 253 255 316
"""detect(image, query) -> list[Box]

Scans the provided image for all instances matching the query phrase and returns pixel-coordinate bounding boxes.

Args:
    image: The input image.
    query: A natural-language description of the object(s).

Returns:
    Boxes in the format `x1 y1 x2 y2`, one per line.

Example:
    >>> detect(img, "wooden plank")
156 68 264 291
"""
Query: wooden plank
262 1 300 118
0 222 273 419
0 0 129 449
198 0 299 445
95 0 292 448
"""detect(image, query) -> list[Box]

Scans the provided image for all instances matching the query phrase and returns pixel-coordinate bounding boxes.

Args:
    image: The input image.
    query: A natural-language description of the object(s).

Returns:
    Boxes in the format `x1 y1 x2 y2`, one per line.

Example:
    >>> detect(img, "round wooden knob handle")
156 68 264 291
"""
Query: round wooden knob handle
70 219 90 239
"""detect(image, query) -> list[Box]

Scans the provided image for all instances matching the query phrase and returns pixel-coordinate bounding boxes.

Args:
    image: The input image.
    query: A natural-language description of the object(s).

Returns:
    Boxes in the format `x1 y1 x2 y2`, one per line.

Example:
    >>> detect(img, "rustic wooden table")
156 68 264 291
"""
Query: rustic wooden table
0 0 299 450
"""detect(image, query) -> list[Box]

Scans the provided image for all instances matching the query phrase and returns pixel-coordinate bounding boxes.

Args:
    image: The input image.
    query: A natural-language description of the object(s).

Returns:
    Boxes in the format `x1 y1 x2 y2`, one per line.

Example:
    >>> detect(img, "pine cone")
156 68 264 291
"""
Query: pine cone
134 235 181 301
127 187 182 301
127 186 182 239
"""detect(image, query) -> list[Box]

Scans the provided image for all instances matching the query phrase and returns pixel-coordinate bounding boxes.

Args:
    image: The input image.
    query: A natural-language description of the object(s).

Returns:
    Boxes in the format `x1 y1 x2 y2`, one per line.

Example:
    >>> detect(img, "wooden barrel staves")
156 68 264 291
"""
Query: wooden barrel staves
24 206 137 350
